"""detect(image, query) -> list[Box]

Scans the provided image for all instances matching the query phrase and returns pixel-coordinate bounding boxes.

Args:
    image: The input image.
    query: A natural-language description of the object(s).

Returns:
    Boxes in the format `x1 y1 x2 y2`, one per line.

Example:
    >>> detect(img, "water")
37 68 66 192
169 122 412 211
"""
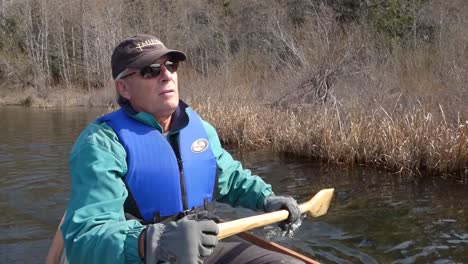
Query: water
1 106 467 263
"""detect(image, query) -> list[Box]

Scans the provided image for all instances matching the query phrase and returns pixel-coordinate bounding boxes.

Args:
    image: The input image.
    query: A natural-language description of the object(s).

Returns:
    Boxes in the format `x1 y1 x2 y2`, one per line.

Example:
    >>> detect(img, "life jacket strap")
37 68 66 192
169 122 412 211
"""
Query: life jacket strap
134 198 216 225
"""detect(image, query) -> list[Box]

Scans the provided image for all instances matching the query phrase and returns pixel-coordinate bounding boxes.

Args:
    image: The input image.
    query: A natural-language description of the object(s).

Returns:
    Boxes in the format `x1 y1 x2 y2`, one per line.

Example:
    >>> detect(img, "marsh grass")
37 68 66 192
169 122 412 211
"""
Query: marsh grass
192 97 467 178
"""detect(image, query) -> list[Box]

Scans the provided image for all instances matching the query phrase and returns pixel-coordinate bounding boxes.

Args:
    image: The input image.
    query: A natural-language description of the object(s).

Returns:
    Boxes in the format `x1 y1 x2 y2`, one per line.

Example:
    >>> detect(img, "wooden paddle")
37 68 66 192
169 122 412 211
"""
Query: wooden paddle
46 188 334 264
218 188 334 239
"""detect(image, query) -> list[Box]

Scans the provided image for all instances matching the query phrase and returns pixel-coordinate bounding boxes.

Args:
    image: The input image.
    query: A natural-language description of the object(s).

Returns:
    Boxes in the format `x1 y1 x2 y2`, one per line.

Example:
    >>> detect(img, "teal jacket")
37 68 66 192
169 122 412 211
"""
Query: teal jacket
61 102 273 264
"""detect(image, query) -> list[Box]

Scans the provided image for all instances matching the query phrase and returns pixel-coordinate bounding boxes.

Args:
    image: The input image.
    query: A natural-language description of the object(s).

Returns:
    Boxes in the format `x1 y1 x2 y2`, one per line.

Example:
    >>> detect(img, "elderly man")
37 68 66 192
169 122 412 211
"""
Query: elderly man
61 34 303 264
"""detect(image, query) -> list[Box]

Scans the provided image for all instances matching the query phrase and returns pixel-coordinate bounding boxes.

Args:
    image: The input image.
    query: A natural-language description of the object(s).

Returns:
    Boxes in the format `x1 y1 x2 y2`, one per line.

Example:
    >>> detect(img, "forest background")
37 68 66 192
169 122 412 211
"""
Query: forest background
0 0 467 177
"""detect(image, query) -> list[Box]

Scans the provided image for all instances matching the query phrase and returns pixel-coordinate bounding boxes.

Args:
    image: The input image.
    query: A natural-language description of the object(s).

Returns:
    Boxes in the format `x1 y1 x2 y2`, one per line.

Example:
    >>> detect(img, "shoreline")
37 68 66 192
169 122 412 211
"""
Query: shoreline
2 89 467 179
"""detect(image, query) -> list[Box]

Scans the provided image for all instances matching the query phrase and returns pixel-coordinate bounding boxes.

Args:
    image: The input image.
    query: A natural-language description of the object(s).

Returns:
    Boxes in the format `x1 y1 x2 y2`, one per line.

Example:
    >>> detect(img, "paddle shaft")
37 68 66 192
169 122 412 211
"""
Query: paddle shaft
218 210 289 239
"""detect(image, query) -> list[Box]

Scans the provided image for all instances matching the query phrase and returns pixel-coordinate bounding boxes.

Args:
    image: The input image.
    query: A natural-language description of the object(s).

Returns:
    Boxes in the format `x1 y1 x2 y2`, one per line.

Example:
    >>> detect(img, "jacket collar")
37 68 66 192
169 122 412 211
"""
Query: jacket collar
119 99 190 134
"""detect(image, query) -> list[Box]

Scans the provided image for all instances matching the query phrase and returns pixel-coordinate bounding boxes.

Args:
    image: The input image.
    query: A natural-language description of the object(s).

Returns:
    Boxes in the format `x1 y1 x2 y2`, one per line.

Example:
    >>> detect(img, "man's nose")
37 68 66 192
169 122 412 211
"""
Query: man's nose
158 65 173 82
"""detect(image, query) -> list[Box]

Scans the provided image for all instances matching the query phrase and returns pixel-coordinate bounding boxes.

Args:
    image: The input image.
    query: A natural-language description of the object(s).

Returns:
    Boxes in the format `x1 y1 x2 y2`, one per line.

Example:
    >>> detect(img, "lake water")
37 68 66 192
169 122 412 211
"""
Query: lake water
1 106 467 263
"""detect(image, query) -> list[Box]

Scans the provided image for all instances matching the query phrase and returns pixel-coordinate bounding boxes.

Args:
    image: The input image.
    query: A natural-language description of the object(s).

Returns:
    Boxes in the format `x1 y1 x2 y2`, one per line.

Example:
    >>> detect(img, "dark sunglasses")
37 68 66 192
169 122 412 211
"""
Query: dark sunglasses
117 61 179 80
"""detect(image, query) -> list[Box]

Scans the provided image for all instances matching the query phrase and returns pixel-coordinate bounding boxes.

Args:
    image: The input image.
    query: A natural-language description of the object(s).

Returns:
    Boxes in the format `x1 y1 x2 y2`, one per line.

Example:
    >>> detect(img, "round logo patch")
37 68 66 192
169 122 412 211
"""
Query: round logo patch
191 139 209 153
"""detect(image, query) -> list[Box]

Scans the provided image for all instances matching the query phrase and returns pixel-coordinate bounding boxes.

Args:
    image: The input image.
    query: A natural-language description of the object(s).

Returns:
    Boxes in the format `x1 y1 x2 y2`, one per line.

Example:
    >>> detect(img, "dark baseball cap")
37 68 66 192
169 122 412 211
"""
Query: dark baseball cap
111 34 187 79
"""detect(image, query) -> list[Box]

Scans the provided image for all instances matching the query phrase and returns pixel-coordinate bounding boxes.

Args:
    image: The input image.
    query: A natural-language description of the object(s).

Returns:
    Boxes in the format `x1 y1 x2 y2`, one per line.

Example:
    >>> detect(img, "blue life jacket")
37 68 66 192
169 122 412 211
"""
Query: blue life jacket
97 108 217 222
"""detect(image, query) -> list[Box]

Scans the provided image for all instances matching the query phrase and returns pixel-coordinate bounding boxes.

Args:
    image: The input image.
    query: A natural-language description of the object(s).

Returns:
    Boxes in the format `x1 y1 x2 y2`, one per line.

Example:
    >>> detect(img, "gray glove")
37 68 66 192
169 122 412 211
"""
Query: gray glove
145 215 219 264
263 195 301 230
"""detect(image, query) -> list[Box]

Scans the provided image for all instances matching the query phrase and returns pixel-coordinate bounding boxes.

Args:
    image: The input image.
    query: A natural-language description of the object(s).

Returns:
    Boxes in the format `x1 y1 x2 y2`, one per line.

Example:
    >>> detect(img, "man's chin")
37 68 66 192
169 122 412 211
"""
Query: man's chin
156 100 179 114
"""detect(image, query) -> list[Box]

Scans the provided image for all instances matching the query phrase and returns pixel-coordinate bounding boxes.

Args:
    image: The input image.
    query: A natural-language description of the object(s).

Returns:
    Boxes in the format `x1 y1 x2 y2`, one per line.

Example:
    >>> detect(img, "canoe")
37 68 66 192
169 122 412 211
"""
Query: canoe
45 215 66 264
46 189 332 263
46 218 319 264
236 231 319 264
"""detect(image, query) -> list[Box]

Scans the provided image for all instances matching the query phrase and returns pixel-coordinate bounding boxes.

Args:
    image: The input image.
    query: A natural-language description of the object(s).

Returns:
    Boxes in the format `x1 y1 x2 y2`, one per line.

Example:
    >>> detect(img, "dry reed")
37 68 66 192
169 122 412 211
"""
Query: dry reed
192 98 467 178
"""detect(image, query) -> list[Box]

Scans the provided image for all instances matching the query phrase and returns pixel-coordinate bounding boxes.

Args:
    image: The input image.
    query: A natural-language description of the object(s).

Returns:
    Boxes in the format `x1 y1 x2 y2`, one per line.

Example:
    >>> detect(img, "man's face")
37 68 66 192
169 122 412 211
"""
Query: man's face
116 55 179 119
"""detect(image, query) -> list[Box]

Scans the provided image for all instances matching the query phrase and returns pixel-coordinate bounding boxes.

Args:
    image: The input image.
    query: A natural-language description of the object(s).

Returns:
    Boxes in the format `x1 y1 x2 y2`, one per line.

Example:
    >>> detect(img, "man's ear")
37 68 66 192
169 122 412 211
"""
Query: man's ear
115 80 131 101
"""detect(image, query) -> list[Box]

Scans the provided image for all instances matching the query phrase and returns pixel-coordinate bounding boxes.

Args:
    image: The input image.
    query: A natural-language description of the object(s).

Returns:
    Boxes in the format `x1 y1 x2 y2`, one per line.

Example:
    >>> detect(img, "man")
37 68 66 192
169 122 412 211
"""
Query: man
61 34 303 264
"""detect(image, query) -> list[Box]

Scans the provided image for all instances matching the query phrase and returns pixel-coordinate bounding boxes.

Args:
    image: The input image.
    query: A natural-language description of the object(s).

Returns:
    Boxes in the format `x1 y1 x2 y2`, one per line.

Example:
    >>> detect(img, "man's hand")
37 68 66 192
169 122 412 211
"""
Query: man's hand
263 196 301 230
145 215 219 264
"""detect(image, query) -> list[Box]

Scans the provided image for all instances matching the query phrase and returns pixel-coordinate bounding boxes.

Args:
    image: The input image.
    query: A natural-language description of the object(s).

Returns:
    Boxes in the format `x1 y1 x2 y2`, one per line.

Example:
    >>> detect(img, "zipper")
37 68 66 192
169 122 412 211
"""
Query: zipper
166 108 190 211
177 158 188 210
167 133 188 211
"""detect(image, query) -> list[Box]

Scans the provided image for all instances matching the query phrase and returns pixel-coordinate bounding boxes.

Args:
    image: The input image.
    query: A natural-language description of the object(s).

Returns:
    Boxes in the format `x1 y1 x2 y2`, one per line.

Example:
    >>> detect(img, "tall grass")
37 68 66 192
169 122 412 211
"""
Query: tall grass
189 93 467 178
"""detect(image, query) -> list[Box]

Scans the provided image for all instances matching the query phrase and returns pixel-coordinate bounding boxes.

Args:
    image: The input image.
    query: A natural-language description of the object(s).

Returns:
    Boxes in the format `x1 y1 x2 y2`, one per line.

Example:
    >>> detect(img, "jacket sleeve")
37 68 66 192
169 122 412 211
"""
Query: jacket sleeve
202 121 274 210
60 122 144 264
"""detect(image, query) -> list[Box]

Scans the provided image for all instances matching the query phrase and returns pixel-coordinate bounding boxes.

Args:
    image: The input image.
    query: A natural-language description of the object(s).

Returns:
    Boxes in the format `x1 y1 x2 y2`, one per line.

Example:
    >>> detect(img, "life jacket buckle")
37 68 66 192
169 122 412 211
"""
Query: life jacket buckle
177 208 197 219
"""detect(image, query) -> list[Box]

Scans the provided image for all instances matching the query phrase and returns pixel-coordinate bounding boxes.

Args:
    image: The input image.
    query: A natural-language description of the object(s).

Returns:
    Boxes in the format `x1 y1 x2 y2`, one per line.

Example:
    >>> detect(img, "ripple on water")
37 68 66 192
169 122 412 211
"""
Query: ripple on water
391 245 451 264
258 220 379 264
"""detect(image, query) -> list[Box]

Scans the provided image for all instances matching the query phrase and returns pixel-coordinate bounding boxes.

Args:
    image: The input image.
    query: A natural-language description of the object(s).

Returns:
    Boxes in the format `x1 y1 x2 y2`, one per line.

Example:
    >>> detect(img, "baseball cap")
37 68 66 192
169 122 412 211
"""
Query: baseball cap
111 34 187 79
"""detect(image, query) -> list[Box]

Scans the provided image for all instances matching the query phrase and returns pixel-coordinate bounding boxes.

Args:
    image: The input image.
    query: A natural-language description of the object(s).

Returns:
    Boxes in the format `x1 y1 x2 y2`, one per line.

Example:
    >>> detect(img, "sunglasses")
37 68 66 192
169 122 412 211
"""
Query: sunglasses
117 61 179 80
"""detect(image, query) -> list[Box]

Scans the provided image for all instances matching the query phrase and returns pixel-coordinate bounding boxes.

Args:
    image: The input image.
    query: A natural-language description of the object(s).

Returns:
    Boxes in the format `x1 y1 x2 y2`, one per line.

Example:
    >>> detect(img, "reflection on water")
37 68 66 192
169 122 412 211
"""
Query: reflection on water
1 106 467 263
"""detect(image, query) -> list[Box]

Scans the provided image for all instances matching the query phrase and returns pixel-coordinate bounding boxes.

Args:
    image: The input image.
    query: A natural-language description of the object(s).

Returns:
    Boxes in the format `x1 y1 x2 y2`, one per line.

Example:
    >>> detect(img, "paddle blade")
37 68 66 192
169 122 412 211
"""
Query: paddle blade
299 188 334 217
